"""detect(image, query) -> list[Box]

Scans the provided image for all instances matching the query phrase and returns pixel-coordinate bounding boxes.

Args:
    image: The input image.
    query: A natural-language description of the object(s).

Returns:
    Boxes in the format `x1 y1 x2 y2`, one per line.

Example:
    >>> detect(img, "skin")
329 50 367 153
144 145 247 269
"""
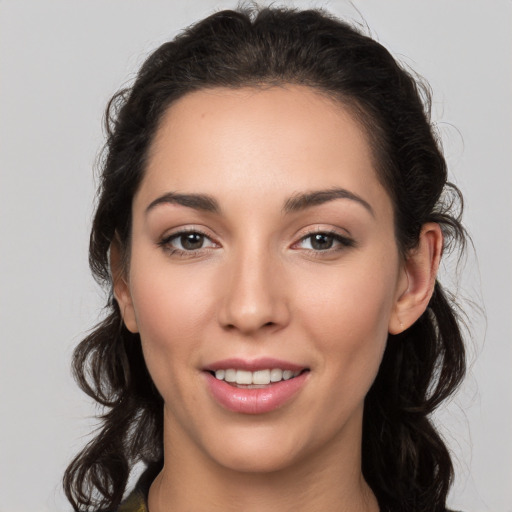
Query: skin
113 85 442 512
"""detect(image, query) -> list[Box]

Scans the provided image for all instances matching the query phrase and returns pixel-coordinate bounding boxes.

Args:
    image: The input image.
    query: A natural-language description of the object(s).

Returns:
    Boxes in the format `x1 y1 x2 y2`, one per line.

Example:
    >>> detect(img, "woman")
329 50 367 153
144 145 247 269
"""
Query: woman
64 6 466 512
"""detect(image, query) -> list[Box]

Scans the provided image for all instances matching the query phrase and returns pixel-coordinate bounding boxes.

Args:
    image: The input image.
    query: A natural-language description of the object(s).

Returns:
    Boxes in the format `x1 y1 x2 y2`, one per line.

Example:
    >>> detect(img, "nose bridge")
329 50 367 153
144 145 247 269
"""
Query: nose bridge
218 237 289 334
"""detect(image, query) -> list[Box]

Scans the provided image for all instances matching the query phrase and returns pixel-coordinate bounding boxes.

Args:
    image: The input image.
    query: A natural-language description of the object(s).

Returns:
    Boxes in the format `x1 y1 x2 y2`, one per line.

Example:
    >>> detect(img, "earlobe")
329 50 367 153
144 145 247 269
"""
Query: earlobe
388 223 443 334
110 236 139 333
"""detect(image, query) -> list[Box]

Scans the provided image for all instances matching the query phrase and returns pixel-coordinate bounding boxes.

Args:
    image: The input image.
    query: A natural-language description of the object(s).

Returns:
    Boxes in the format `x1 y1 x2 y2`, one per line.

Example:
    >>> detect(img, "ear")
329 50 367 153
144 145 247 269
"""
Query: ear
388 222 443 334
110 235 139 333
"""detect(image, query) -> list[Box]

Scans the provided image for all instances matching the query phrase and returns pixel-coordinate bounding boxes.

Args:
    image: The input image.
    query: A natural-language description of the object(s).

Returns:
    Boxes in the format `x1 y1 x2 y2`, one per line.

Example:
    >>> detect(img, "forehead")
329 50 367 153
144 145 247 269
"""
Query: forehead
137 85 391 216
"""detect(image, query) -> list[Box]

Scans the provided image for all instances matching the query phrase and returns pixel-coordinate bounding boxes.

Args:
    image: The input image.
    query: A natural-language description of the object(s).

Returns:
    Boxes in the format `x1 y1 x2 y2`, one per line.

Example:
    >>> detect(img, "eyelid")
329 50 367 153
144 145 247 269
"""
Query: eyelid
159 225 211 241
291 227 356 251
156 225 355 257
157 226 220 256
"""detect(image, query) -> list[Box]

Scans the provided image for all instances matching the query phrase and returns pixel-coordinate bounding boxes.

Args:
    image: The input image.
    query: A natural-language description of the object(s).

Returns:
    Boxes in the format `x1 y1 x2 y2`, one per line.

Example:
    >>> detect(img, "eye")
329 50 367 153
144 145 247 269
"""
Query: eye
159 230 217 254
295 231 355 252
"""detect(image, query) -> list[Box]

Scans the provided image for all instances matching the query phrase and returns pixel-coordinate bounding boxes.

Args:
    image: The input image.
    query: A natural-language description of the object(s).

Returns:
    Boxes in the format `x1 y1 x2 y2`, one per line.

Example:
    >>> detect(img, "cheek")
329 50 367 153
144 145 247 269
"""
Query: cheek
130 250 215 332
127 260 216 390
295 257 398 373
300 265 396 335
134 282 200 343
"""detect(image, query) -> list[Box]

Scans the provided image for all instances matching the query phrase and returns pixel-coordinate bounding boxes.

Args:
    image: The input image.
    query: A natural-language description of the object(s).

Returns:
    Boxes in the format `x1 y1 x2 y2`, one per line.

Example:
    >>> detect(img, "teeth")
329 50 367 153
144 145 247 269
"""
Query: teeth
270 369 283 382
253 370 271 385
236 370 252 385
224 369 236 382
214 368 301 385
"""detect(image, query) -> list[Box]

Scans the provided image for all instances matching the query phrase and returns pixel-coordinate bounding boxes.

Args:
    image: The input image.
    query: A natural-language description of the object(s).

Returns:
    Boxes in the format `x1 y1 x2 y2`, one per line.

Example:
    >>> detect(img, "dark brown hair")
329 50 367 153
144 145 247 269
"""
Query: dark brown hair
64 6 466 512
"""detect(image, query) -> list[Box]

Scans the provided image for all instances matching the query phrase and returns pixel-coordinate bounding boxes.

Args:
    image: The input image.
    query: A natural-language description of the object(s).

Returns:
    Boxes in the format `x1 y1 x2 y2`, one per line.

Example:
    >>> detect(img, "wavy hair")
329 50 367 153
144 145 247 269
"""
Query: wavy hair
64 6 466 512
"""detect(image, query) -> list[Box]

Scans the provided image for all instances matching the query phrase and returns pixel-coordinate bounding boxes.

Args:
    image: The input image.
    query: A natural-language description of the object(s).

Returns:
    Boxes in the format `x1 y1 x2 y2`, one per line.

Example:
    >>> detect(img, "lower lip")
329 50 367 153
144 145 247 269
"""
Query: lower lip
204 371 309 414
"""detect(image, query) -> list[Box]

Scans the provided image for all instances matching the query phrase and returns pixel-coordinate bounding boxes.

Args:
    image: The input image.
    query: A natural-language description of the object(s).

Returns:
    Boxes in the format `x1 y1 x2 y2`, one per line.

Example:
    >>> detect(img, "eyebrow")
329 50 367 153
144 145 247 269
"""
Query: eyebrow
145 187 374 217
145 192 220 214
283 187 375 216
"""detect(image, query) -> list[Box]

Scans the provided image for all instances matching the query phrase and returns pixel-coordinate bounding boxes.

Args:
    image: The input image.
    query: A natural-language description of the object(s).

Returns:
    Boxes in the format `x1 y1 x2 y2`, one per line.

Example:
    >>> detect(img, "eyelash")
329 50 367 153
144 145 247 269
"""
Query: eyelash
293 229 356 253
158 228 217 258
157 228 355 258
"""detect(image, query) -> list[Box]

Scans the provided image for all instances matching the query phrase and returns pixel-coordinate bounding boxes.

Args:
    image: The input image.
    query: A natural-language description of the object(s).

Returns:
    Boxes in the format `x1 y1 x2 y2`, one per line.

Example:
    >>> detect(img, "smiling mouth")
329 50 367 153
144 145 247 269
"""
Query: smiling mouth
208 368 309 388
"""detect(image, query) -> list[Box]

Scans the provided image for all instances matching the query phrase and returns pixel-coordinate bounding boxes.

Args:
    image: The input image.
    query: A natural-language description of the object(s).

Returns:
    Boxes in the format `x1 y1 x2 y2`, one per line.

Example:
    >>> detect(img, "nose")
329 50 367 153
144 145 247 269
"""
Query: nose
217 247 290 335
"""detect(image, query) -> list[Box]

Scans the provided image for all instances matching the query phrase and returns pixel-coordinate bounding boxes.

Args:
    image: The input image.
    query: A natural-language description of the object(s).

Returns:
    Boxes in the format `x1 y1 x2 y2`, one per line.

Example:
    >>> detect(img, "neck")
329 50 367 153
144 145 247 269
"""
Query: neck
148 410 379 512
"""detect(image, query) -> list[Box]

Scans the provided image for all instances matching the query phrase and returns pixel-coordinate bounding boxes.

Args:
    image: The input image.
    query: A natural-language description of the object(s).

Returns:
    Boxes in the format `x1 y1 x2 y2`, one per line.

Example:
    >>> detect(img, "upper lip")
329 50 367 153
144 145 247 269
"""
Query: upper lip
203 357 307 372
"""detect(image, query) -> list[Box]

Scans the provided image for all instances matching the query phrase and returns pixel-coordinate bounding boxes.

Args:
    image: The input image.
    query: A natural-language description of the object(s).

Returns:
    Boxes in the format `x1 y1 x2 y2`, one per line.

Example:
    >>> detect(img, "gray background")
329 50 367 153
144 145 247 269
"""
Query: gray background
1 1 510 510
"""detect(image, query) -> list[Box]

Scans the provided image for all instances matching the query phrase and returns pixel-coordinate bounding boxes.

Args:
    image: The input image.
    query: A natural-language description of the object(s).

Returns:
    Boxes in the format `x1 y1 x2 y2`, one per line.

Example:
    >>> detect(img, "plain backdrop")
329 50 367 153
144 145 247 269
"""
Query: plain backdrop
1 1 511 511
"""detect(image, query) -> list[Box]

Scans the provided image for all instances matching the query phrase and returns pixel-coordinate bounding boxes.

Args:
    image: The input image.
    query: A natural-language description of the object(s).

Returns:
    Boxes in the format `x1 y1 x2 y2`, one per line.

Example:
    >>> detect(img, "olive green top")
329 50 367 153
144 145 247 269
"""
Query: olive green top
116 462 159 512
117 488 148 512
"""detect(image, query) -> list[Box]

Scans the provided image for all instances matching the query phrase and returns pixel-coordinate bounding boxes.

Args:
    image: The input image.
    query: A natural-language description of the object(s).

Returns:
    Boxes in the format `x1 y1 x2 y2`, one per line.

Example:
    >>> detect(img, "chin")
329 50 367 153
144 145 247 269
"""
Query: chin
200 418 343 476
213 447 303 475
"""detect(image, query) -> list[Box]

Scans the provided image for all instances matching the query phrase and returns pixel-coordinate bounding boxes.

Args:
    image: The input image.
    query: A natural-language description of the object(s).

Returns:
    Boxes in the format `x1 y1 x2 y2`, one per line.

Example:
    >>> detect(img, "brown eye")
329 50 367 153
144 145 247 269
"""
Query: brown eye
179 232 206 250
309 233 334 250
295 231 355 252
160 230 217 253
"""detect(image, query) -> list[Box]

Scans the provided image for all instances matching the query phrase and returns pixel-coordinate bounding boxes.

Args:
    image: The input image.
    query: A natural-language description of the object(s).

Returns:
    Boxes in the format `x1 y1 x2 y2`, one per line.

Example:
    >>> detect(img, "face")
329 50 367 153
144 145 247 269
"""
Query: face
117 86 408 474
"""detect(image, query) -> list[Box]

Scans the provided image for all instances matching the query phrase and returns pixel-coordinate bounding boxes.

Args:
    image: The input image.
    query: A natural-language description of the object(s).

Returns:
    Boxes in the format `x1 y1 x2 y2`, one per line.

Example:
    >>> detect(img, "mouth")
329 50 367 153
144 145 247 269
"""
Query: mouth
207 368 309 388
203 358 310 414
